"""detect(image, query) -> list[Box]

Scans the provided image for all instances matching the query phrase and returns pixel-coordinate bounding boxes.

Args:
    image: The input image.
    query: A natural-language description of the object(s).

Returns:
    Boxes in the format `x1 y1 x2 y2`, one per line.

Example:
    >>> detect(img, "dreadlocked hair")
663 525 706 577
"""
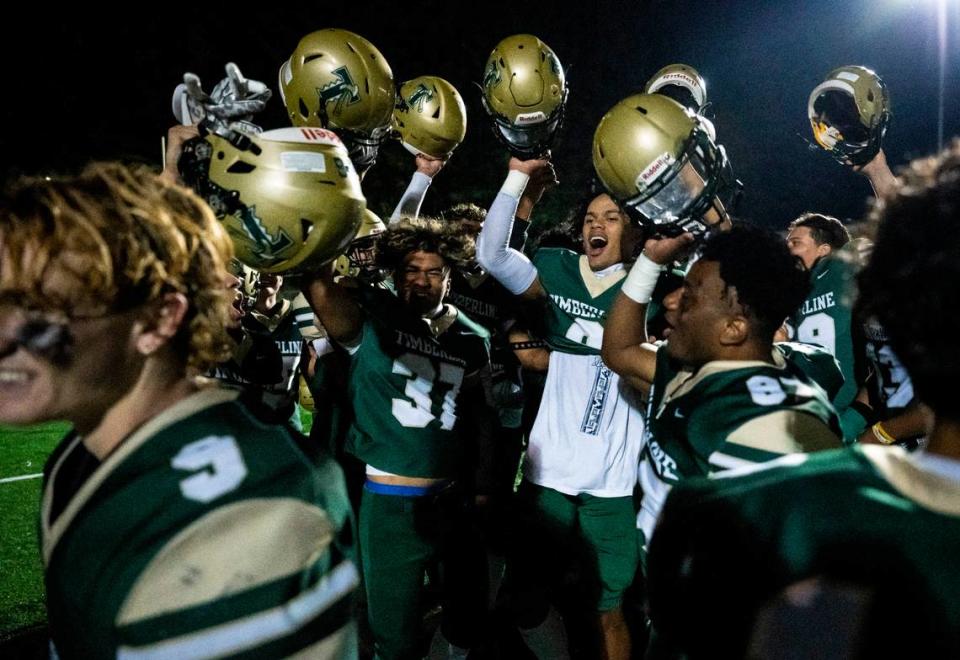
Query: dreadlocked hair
376 215 475 273
440 202 486 227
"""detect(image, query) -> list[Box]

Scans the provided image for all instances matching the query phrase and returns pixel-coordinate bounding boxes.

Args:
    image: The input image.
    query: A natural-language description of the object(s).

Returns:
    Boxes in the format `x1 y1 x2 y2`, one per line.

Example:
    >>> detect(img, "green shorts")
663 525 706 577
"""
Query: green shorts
513 482 639 612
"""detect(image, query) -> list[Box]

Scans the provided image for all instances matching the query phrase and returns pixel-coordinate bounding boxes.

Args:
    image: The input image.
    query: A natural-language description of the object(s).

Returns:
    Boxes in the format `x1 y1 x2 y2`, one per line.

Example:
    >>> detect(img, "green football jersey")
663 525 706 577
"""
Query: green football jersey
637 343 842 539
861 316 916 415
648 445 960 657
448 270 525 428
788 251 862 440
345 287 491 478
532 248 626 355
41 387 357 660
210 303 305 421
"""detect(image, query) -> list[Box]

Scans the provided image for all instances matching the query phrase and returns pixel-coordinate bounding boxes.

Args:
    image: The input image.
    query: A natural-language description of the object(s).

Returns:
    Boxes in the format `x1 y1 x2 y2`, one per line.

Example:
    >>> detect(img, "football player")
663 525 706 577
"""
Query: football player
302 217 491 660
602 224 843 548
477 155 644 660
389 75 467 223
0 163 357 658
784 213 870 443
806 66 926 448
644 140 960 659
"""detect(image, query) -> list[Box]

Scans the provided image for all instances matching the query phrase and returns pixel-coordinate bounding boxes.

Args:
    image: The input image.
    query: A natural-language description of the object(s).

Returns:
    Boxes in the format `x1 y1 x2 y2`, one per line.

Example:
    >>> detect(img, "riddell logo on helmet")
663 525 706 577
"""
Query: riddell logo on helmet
637 153 675 188
515 111 547 126
300 128 341 142
661 73 699 89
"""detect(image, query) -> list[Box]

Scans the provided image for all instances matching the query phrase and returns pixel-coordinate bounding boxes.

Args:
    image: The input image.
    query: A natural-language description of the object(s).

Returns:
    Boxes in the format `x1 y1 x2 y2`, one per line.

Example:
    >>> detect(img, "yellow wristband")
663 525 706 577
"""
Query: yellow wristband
871 422 897 445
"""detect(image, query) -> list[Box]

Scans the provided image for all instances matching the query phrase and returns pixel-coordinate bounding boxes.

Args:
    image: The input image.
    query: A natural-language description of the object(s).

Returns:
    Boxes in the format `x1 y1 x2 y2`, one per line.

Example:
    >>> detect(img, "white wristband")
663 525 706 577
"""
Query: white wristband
500 170 530 200
621 254 665 304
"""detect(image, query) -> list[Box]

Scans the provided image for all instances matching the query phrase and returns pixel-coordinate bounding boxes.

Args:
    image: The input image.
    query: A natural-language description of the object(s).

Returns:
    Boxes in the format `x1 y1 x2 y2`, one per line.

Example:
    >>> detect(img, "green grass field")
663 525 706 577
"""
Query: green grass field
0 423 67 639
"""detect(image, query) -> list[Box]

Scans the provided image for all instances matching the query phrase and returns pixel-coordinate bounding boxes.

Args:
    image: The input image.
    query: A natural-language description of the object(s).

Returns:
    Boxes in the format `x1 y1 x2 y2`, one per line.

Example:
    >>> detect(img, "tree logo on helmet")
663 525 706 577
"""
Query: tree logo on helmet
407 84 435 113
317 66 361 116
238 205 294 259
483 60 501 90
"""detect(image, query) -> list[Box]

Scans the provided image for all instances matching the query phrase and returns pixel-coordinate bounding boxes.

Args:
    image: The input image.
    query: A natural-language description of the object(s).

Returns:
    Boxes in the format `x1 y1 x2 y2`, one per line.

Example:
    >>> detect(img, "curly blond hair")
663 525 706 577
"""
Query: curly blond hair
376 215 476 273
0 162 235 374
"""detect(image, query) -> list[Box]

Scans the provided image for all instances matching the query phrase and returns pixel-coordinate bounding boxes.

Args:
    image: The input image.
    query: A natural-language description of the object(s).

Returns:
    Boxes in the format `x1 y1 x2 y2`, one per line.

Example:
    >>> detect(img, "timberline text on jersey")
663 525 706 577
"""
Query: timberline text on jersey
394 330 467 366
550 294 606 320
800 291 836 315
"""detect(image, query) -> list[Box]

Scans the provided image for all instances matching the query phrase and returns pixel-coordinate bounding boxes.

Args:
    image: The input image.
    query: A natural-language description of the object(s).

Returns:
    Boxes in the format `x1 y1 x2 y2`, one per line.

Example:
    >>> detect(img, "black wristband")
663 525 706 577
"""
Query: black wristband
509 339 548 351
849 400 877 426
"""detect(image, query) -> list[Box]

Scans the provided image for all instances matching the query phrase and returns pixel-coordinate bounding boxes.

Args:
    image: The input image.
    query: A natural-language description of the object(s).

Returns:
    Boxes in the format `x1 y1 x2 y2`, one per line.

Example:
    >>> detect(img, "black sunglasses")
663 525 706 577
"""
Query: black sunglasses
0 314 74 365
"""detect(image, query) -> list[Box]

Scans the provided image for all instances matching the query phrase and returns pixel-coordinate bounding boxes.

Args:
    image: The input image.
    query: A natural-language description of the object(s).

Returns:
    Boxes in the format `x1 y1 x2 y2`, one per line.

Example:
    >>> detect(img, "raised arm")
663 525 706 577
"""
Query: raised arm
159 124 200 185
301 265 365 345
602 234 694 388
476 158 556 301
389 154 447 223
855 148 898 200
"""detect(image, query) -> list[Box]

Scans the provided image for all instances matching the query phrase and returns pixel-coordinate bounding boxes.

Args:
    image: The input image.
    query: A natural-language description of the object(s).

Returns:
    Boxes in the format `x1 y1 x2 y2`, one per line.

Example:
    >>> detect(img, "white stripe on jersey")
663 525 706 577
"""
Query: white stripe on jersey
116 560 359 660
708 452 759 471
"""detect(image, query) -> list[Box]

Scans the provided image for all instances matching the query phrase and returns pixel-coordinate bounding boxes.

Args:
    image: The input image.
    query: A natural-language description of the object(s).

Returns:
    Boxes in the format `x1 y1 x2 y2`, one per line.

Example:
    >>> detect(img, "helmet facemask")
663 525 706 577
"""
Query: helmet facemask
484 92 567 158
810 89 887 167
346 234 388 284
177 121 246 217
480 34 568 159
807 67 890 168
653 85 702 115
338 127 389 175
624 126 739 240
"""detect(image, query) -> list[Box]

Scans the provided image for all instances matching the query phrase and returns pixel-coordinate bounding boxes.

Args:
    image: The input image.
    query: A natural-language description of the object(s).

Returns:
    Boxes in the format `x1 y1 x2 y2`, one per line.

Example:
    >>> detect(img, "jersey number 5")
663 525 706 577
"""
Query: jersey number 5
392 354 464 430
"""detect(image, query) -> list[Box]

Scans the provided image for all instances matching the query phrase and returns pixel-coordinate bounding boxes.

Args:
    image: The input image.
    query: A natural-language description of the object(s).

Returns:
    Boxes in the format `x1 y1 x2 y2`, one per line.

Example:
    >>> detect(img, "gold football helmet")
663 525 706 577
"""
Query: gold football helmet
593 93 740 238
278 29 396 171
393 76 467 159
332 208 387 281
808 65 890 166
481 34 568 157
179 124 366 274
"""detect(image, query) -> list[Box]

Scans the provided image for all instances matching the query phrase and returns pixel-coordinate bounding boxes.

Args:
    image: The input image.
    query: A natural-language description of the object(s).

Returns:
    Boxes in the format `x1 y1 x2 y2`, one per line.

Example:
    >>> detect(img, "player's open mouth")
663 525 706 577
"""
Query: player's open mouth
587 235 608 257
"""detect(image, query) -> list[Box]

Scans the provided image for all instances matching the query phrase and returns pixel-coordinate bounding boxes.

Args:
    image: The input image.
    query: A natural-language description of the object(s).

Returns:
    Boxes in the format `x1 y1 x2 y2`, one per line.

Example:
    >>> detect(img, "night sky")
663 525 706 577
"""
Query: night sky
3 0 958 233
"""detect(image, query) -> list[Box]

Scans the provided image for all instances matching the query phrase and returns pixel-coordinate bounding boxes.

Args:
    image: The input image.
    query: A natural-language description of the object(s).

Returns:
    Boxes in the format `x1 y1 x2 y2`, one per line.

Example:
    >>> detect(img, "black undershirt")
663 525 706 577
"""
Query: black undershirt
48 433 101 526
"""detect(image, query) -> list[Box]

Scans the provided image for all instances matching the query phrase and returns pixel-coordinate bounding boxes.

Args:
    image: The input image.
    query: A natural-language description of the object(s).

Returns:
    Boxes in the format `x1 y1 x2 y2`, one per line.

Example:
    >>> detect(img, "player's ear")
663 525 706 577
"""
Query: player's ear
720 314 749 347
134 293 189 356
816 242 832 260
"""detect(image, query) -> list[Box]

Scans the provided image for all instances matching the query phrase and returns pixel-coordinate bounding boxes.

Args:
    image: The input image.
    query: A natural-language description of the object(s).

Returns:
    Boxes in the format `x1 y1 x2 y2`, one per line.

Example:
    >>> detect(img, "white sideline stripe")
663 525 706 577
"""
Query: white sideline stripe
0 473 42 484
117 560 359 660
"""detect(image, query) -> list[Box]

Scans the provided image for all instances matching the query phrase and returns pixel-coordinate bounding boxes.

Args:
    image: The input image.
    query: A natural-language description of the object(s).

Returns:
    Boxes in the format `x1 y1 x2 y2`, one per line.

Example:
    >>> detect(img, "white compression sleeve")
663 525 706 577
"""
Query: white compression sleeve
389 171 433 223
476 171 539 295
